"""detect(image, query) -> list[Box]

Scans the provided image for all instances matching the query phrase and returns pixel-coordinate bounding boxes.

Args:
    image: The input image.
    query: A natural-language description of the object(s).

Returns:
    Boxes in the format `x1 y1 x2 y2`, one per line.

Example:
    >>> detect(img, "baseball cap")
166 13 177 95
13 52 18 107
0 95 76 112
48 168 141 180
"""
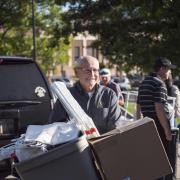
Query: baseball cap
99 68 111 77
154 57 176 69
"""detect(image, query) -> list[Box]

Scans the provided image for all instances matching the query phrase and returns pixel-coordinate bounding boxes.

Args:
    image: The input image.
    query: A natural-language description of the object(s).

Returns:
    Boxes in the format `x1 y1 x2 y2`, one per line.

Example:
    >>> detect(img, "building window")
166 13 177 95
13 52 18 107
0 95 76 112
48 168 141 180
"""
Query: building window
74 47 80 60
87 47 98 59
93 48 99 59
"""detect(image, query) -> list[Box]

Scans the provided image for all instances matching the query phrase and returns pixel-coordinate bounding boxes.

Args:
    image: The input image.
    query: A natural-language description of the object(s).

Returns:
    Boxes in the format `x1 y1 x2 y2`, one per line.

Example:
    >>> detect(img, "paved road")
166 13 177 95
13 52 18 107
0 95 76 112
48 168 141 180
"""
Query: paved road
176 142 180 180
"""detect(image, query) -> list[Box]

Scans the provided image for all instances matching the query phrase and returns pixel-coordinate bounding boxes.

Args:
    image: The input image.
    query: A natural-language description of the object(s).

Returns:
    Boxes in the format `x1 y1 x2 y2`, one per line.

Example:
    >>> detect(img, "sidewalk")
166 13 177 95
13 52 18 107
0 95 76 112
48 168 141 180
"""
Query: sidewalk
176 142 180 180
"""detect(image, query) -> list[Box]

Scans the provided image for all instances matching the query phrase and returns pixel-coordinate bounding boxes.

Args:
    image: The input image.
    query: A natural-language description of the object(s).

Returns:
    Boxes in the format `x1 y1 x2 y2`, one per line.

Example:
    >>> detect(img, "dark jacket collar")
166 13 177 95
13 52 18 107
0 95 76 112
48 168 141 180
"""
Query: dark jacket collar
74 81 100 94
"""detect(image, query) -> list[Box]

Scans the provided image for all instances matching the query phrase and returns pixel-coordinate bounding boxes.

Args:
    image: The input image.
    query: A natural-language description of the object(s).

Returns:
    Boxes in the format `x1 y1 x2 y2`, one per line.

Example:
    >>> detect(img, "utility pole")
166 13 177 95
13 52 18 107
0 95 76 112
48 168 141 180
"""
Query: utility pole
32 0 36 61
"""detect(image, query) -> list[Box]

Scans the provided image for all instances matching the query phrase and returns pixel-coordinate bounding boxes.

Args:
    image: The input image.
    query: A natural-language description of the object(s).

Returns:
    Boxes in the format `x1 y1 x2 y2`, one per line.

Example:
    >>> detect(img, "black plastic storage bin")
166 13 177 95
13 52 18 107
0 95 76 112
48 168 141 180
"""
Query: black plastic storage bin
169 128 179 178
15 135 101 180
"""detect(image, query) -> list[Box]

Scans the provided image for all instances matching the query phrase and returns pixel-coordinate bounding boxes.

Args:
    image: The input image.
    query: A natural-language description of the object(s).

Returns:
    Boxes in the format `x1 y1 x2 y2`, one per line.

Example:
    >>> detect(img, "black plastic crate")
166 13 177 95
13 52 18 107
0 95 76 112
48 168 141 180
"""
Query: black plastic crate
15 135 101 180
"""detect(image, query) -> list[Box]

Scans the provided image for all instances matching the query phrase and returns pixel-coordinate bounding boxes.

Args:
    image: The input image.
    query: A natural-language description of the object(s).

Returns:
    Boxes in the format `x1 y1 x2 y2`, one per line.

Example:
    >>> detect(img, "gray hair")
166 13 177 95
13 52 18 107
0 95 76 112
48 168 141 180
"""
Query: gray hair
73 56 86 68
73 55 99 68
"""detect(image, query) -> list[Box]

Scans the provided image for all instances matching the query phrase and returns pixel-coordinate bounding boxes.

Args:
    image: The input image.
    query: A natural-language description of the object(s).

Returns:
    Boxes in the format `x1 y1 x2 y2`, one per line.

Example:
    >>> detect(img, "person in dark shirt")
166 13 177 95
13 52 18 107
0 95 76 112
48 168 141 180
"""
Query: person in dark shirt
137 57 176 180
49 56 122 134
99 68 124 106
165 73 180 128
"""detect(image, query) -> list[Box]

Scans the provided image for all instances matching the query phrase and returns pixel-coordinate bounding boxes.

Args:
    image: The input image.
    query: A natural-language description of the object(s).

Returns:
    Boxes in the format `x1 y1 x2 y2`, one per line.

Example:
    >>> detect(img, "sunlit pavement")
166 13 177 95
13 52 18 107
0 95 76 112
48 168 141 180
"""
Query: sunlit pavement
176 142 180 179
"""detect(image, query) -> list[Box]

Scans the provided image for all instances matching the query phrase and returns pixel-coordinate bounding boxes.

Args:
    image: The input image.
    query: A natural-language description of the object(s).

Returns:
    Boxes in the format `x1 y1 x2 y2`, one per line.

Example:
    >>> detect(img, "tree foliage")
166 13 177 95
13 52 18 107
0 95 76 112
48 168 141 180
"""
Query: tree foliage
35 1 70 73
57 0 180 73
0 0 70 73
0 0 32 56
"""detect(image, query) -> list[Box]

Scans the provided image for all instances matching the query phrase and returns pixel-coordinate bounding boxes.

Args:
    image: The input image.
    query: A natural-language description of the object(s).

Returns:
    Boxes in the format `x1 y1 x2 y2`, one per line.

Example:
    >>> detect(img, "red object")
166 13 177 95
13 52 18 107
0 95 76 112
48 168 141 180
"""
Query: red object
11 151 16 159
85 128 97 135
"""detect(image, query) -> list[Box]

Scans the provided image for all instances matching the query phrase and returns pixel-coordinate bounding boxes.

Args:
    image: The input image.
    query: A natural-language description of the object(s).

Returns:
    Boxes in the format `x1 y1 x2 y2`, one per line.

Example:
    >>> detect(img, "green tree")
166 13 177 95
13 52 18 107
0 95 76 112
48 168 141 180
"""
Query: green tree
57 0 180 74
0 0 32 56
0 0 70 74
35 1 71 73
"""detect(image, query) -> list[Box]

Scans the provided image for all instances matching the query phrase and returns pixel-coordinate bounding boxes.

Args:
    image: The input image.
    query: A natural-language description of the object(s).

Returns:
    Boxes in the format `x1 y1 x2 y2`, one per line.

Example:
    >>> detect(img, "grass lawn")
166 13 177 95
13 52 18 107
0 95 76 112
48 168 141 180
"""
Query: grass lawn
177 117 180 125
127 102 180 126
126 102 136 115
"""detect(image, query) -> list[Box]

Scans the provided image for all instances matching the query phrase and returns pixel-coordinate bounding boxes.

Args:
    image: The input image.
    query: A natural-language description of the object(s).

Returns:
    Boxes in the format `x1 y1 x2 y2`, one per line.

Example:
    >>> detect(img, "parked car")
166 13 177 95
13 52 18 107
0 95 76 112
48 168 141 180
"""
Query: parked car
129 74 143 90
0 56 54 178
52 76 73 87
112 76 131 91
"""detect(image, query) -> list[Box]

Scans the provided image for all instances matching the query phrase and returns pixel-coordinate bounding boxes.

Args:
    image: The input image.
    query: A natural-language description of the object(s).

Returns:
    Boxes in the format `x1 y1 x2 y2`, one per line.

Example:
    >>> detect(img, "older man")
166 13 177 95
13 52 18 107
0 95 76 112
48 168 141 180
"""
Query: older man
49 56 122 134
100 68 124 106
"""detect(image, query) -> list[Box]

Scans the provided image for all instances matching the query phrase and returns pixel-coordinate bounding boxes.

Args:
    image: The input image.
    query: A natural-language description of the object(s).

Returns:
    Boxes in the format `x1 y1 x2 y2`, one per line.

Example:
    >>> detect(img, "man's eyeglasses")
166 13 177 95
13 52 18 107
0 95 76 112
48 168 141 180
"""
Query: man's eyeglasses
77 68 99 74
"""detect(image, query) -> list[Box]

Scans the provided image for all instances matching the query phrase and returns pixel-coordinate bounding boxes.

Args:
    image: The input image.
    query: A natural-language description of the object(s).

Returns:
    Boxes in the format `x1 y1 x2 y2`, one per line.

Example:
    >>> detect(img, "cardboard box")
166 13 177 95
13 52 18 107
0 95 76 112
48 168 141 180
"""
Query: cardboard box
88 117 172 180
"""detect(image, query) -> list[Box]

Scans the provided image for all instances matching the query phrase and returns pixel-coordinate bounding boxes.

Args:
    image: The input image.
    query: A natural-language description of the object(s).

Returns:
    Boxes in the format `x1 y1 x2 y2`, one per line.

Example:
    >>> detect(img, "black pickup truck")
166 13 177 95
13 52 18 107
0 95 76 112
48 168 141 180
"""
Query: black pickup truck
0 56 54 178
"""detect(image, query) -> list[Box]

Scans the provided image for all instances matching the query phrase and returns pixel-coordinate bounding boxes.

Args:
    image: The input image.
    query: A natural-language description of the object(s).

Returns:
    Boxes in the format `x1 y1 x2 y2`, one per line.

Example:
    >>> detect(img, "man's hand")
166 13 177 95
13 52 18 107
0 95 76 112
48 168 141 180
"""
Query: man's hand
165 128 172 141
155 102 172 141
